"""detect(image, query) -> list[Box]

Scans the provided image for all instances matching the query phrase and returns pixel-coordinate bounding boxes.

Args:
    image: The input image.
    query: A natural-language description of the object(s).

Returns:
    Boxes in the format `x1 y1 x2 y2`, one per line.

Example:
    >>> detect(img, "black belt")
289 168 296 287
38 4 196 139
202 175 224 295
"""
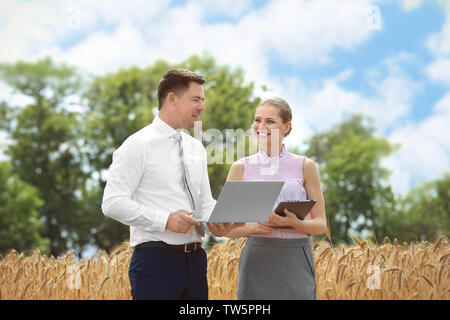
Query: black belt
135 241 202 253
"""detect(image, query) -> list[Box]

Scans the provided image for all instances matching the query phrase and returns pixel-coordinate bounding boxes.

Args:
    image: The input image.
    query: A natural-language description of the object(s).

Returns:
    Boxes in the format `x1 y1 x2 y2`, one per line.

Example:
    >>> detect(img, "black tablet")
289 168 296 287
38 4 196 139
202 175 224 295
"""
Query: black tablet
274 200 316 220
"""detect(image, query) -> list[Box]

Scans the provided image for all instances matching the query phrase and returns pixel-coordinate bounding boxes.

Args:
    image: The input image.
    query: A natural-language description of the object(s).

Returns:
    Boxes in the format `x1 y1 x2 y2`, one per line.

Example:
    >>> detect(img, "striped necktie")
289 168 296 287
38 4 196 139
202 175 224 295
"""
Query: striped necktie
173 132 205 236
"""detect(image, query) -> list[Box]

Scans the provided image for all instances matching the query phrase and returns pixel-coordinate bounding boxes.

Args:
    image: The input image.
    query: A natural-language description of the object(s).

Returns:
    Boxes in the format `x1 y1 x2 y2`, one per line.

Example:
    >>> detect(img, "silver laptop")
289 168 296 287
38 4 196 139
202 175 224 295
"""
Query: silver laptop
199 181 285 223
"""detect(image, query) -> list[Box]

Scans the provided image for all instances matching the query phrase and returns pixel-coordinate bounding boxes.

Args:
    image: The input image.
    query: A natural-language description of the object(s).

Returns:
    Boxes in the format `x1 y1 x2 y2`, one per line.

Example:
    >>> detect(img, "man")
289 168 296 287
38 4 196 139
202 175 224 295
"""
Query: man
102 69 240 300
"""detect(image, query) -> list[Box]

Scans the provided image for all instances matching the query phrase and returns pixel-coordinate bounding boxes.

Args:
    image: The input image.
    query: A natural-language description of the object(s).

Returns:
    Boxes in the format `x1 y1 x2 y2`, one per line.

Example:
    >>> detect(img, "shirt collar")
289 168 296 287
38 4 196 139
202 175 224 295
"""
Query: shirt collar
153 114 182 138
258 143 288 160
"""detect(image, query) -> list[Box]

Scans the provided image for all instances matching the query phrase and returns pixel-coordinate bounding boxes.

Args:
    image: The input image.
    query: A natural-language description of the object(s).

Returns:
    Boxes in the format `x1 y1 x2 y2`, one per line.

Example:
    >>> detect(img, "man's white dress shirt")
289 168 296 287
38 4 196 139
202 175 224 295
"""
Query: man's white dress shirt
101 115 216 247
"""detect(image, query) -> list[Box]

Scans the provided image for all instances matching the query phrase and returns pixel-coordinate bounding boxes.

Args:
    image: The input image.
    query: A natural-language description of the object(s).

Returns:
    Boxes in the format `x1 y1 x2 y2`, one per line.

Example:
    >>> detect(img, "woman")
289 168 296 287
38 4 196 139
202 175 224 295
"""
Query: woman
225 97 328 300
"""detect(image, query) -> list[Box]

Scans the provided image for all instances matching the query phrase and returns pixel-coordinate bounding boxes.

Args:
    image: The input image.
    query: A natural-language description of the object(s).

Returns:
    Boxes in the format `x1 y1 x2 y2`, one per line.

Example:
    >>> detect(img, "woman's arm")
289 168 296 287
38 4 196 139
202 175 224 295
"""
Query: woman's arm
225 223 258 239
266 158 329 237
226 161 245 181
297 158 328 236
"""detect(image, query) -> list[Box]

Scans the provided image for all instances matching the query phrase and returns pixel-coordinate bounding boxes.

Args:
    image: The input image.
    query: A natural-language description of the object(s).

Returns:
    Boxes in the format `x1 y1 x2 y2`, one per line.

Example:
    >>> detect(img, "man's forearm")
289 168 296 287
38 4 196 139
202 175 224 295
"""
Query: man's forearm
102 196 169 232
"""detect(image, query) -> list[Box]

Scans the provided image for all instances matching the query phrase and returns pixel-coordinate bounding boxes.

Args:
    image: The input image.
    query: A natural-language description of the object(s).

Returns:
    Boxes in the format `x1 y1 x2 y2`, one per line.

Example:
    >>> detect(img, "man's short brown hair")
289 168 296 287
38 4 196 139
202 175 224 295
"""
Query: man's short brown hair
157 69 205 110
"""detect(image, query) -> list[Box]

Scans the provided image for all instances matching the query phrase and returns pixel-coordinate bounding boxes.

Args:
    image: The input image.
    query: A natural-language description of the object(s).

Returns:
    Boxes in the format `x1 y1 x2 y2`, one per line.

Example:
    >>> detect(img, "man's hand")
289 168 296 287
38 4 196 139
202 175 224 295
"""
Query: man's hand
166 210 201 233
207 223 245 237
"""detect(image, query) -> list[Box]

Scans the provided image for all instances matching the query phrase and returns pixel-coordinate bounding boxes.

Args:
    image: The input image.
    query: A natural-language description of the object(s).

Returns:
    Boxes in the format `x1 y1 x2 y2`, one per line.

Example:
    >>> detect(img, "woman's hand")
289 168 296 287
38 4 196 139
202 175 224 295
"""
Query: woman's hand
251 222 275 235
266 209 301 228
207 223 245 237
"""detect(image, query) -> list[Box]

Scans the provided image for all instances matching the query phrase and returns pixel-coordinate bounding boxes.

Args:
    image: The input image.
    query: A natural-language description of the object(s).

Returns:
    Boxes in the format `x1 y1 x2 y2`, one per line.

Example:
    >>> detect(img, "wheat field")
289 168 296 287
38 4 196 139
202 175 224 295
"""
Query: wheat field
0 235 449 300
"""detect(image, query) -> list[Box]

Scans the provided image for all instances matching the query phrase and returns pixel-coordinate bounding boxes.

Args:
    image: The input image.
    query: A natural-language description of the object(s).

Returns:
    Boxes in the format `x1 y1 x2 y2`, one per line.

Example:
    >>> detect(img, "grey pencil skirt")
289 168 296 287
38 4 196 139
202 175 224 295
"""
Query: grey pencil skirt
237 236 317 300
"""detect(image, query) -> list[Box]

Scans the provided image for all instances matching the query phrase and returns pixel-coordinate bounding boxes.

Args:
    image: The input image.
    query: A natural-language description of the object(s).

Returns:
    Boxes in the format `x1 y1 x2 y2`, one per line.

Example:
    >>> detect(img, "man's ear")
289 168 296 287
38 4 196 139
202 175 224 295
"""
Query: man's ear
166 92 177 106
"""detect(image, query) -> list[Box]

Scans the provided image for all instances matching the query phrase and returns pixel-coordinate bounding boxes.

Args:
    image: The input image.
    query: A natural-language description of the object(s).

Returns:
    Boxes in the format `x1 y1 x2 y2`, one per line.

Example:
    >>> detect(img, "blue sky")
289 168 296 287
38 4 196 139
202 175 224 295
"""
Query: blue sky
0 0 449 195
284 3 445 116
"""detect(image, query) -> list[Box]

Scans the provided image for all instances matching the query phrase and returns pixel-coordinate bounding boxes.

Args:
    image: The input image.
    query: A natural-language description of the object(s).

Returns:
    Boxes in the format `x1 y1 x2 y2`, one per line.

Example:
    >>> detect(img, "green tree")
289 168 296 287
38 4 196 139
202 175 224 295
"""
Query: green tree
305 114 398 243
386 173 450 242
0 57 89 256
0 102 10 131
0 162 49 254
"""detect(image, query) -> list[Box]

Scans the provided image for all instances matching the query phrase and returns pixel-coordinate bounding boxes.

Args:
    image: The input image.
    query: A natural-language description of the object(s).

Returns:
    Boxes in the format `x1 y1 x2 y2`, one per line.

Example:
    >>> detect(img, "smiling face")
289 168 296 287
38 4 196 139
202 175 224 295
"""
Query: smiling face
167 81 206 129
252 104 291 153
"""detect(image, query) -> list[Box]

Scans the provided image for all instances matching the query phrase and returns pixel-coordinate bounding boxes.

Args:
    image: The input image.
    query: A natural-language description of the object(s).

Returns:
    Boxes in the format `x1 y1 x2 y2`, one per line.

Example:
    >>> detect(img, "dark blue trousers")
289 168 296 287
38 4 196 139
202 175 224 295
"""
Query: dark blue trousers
128 246 208 300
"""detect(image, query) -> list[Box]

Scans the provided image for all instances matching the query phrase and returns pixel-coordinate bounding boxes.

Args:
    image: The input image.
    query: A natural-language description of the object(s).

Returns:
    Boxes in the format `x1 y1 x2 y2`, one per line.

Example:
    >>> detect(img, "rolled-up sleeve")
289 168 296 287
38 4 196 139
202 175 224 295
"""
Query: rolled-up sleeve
101 138 170 232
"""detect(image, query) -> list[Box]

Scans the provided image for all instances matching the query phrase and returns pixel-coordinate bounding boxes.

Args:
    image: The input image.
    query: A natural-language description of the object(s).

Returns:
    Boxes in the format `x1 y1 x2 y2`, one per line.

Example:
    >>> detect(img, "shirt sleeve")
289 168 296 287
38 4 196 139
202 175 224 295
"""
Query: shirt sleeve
101 138 170 232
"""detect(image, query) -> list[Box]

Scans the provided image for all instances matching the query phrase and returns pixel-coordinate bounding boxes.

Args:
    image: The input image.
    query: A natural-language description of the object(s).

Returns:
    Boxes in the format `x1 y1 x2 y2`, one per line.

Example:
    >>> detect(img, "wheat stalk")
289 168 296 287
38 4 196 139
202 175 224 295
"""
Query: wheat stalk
1 236 449 300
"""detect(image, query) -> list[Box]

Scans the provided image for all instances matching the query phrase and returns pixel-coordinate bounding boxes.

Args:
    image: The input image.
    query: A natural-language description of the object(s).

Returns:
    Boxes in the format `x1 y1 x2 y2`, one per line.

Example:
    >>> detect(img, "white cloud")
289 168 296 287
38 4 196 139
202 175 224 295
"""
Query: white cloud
427 17 450 57
135 0 376 87
425 1 450 86
75 0 171 26
194 0 253 20
278 53 421 137
400 0 424 11
0 0 378 80
426 58 450 86
434 91 450 113
235 0 373 66
296 77 413 134
382 93 450 194
41 22 153 75
0 0 66 62
0 0 170 63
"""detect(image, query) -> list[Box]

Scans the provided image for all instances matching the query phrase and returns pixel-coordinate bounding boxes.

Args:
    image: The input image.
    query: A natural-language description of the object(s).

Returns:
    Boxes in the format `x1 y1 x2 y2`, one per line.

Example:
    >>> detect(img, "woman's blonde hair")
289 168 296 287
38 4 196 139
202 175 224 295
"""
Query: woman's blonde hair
259 97 292 137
